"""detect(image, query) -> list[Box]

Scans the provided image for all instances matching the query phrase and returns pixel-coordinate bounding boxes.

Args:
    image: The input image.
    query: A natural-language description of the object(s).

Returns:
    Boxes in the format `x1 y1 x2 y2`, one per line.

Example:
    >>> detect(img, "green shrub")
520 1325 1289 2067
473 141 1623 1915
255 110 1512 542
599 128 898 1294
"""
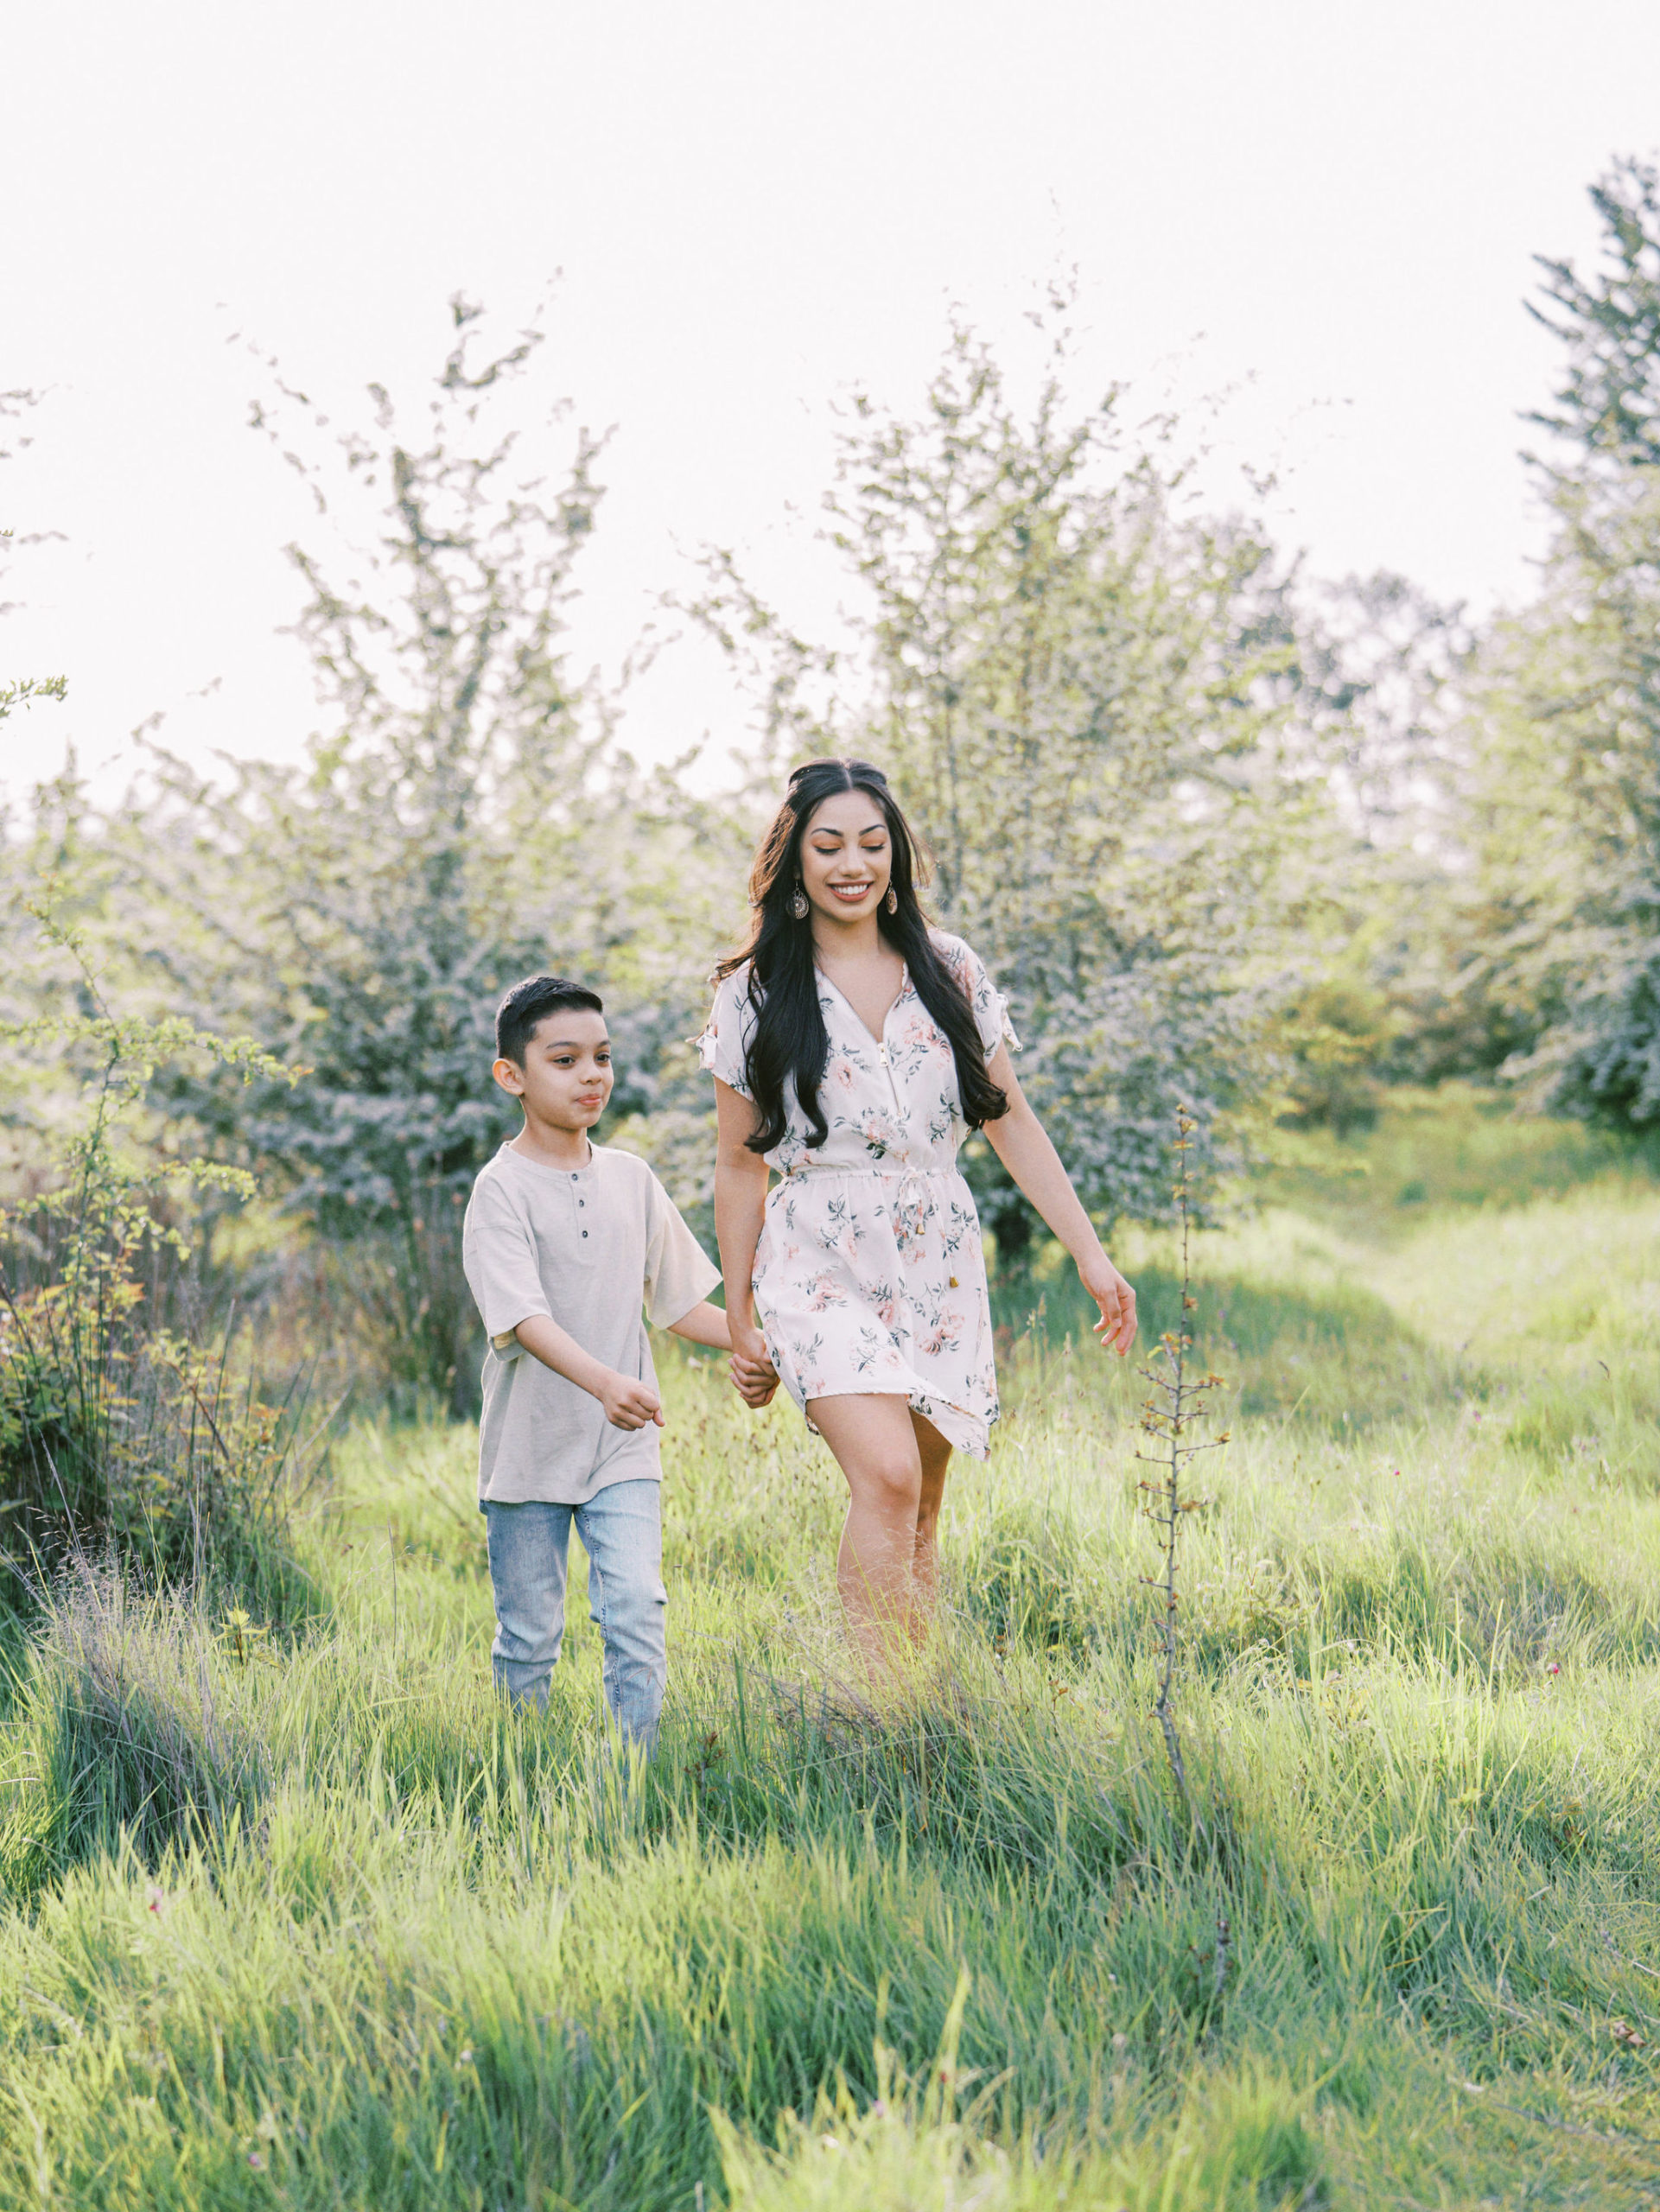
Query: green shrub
1 887 323 1605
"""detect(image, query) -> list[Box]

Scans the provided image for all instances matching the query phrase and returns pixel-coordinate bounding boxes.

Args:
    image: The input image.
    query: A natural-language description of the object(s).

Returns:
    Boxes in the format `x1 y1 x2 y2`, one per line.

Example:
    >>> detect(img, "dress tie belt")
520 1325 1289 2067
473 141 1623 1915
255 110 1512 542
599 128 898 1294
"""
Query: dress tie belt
780 1161 954 1179
777 1160 957 1251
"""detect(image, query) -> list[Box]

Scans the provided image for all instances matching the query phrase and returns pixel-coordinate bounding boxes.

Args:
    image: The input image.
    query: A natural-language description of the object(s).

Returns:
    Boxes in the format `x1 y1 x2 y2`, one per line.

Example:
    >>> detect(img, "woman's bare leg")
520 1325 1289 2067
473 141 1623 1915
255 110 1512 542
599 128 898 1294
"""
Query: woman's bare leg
909 1411 953 1638
806 1394 922 1675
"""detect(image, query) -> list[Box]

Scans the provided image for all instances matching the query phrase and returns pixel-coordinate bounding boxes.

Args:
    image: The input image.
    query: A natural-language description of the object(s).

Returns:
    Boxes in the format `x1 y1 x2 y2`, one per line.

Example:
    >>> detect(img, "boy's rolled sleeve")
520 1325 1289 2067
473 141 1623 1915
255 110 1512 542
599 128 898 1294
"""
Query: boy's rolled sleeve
643 1182 722 1328
462 1179 552 1357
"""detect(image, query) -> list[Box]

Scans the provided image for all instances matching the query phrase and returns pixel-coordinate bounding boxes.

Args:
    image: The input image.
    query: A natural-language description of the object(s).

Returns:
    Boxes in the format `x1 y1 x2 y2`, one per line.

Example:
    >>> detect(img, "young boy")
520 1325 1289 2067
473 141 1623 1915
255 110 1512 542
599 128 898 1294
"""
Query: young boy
462 974 773 1749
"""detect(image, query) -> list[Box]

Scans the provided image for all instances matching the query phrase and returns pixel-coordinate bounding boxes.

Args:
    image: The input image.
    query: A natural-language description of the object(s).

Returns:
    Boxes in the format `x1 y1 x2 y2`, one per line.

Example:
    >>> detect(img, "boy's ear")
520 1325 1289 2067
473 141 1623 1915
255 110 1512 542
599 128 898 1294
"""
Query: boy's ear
492 1056 526 1098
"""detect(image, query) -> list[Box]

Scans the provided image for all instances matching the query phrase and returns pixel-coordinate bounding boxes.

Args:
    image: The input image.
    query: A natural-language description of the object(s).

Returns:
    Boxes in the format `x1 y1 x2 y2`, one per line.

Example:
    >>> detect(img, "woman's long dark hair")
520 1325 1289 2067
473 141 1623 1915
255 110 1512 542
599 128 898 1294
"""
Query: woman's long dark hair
715 758 1009 1155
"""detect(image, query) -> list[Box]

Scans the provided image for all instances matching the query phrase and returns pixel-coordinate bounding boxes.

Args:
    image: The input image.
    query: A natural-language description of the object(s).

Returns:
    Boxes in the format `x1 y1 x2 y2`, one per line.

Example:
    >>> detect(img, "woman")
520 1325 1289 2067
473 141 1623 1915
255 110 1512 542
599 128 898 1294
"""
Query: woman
698 758 1137 1662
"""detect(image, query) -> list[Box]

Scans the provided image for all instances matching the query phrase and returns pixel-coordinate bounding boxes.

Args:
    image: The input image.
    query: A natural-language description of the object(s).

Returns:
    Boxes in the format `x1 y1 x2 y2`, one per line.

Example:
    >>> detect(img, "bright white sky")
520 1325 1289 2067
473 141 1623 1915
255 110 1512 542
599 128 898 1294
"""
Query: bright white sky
3 1 1657 804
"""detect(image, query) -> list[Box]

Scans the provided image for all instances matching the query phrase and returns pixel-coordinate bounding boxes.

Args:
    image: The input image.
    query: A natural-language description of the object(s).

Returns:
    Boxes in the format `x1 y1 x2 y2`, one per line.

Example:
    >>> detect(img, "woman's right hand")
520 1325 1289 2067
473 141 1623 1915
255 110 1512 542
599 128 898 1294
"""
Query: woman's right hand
728 1319 778 1408
712 1079 777 1408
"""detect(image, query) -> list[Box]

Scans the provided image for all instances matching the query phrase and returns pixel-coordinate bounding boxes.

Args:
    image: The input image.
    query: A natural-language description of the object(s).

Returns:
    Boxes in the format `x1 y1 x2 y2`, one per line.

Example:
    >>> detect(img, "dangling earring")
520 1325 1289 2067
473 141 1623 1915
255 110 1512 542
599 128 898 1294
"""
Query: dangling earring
884 886 899 915
791 882 810 920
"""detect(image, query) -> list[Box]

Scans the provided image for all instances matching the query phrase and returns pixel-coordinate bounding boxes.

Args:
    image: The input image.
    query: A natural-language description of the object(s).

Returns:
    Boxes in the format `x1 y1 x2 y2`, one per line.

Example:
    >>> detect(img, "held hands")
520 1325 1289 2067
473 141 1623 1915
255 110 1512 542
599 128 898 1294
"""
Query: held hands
598 1370 665 1430
728 1319 779 1410
599 1348 773 1428
1079 1250 1138 1357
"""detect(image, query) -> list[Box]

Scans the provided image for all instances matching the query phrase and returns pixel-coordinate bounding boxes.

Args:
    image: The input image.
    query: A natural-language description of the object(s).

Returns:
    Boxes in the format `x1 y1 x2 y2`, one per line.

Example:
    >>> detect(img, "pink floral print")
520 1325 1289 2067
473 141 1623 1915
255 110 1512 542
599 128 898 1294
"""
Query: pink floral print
696 932 1018 1459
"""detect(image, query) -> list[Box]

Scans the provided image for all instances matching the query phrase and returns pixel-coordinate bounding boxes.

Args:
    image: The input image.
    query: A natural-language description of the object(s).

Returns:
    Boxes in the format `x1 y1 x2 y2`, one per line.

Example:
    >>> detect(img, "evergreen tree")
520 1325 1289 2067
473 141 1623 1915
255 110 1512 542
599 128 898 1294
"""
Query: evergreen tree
1471 159 1660 1126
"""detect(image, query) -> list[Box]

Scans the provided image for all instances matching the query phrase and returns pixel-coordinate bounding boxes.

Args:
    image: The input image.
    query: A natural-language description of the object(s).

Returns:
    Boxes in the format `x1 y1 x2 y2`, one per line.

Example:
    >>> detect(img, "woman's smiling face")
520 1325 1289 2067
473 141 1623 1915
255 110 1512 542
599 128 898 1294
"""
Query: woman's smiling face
798 789 892 923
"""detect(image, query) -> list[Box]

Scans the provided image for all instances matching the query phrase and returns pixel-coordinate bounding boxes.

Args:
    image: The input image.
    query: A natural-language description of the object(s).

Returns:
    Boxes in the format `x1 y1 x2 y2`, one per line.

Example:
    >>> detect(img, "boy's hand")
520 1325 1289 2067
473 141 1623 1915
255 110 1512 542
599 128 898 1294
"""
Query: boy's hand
598 1371 665 1430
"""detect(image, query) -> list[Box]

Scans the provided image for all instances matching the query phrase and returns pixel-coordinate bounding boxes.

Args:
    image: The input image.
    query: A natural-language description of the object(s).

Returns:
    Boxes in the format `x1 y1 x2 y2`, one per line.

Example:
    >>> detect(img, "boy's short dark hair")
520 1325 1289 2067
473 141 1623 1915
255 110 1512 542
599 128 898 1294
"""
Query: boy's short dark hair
495 976 605 1066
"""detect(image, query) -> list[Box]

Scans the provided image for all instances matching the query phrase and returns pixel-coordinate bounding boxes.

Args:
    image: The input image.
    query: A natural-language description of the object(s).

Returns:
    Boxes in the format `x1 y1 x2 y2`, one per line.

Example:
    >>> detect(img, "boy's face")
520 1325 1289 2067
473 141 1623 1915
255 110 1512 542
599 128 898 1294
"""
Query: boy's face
493 1008 614 1131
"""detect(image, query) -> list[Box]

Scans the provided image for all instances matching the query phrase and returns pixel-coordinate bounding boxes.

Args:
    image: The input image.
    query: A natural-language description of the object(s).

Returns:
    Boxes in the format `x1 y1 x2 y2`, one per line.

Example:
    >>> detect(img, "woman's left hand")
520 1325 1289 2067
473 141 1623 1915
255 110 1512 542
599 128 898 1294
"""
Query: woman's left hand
1078 1251 1137 1356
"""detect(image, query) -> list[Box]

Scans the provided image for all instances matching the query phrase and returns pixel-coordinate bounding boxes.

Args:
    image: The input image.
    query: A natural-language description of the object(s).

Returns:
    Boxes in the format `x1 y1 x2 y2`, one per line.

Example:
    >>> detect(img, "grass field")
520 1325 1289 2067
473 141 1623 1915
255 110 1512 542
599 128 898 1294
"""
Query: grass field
1 1090 1657 2209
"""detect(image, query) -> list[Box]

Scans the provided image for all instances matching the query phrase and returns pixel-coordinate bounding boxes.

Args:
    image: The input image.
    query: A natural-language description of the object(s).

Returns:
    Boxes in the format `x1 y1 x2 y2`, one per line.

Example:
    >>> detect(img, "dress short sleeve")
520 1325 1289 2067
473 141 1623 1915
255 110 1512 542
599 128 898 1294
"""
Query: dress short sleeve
936 933 1020 1061
695 965 757 1096
642 1173 722 1327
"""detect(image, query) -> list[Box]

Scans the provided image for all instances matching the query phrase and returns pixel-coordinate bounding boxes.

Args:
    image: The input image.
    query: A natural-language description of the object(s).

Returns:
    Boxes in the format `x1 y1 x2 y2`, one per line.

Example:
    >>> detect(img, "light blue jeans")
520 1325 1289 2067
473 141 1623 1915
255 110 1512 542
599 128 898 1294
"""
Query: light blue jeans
484 1482 667 1749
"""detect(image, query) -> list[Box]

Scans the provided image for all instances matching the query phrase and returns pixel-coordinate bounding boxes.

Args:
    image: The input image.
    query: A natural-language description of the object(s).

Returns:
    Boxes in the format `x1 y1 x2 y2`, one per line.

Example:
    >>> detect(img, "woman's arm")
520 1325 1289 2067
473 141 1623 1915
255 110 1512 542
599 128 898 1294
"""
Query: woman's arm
980 1044 1138 1354
712 1077 777 1395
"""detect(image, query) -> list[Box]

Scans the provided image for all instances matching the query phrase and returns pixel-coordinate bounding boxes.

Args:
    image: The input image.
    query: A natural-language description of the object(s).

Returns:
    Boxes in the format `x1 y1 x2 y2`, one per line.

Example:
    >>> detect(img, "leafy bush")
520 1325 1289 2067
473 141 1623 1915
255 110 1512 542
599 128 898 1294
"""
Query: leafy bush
0 1284 315 1594
0 893 321 1599
691 307 1333 1249
121 300 754 1409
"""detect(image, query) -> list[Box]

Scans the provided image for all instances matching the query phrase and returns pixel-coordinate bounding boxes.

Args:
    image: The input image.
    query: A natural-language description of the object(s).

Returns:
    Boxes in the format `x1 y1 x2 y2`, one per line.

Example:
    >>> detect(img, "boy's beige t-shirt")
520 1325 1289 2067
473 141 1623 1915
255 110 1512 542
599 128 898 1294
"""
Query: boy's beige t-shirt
461 1141 720 1505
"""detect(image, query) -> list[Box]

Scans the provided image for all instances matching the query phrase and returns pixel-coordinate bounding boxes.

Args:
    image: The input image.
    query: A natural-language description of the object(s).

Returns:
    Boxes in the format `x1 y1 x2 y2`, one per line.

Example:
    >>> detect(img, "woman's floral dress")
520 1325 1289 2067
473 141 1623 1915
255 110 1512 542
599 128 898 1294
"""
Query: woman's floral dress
696 932 1018 1459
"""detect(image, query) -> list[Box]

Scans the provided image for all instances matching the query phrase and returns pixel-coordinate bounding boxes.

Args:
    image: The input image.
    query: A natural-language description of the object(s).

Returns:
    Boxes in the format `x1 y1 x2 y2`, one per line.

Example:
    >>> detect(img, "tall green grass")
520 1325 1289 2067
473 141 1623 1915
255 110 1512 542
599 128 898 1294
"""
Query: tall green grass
0 1094 1656 2209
